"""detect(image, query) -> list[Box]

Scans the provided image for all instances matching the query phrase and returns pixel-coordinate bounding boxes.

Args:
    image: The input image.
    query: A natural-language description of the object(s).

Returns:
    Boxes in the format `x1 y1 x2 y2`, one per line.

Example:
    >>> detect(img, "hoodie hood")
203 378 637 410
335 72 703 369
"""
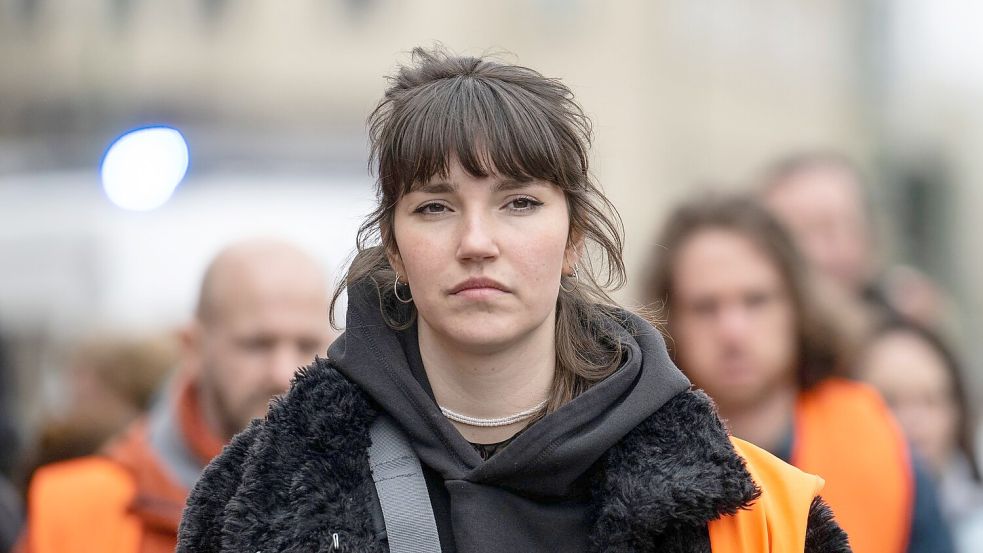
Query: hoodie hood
328 274 692 551
330 275 691 493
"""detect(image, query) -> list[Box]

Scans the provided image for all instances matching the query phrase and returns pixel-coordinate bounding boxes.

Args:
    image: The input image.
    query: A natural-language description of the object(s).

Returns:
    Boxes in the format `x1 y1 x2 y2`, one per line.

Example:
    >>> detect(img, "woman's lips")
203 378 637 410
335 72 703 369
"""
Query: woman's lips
453 287 508 300
449 277 510 297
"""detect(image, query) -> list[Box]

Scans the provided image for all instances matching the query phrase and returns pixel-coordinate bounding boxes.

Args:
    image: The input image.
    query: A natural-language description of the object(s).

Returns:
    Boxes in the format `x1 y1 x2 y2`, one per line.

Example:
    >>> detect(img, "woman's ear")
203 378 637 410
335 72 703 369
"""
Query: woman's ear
564 231 585 274
386 246 406 279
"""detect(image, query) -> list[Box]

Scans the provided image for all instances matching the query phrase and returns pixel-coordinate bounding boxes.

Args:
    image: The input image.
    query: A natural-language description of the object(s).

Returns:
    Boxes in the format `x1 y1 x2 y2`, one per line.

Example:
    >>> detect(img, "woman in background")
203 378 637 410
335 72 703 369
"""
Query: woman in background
858 321 983 552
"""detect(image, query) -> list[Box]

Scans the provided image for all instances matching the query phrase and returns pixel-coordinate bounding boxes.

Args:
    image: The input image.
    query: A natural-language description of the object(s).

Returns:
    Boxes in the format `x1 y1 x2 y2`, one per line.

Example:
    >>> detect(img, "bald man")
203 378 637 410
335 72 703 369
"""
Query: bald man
18 240 334 553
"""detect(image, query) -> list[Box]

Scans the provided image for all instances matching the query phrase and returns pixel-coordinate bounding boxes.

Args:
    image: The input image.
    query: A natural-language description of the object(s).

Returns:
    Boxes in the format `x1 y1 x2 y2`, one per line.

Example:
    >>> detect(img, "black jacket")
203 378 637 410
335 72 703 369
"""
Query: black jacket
177 358 850 552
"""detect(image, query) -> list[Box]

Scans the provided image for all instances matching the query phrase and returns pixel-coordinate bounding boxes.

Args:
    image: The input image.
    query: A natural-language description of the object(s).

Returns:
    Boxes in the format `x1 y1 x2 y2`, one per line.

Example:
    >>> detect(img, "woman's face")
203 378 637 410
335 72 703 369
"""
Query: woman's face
390 158 575 354
858 330 959 474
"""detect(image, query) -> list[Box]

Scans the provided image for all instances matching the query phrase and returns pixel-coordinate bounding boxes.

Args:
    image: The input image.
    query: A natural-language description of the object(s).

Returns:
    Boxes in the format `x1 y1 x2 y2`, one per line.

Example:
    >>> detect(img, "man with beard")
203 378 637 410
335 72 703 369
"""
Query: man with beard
18 239 334 553
643 194 953 553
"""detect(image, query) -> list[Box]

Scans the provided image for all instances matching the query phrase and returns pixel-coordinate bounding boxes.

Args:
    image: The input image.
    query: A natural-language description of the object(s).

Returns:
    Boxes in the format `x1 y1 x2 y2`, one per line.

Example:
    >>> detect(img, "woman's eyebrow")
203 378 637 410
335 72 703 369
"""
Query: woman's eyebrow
495 178 542 192
415 181 456 194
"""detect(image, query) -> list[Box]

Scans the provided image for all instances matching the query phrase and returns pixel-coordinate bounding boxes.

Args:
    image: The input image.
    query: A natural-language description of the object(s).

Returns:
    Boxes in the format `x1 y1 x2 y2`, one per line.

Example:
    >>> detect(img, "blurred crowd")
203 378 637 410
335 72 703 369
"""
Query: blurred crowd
0 150 979 553
644 152 980 552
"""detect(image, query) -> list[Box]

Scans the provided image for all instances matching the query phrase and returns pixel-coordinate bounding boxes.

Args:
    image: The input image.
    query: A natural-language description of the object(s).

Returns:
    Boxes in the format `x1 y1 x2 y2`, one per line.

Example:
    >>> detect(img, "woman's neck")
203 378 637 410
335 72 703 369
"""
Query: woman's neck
418 318 556 444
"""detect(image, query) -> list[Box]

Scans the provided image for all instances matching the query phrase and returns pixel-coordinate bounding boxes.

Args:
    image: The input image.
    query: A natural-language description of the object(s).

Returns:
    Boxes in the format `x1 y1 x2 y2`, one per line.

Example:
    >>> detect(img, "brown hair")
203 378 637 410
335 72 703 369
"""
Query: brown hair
642 193 842 390
72 332 177 410
330 47 628 413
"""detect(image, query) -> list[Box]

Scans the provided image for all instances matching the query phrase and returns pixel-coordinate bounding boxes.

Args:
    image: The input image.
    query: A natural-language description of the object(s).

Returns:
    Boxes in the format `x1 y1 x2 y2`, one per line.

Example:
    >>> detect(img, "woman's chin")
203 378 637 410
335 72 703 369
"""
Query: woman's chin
417 306 555 354
443 329 527 354
432 321 538 354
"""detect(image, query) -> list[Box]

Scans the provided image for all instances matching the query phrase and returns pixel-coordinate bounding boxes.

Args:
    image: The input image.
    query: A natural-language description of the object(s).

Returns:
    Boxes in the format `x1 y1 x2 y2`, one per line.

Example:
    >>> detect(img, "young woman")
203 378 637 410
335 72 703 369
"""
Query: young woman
858 321 983 552
177 48 850 553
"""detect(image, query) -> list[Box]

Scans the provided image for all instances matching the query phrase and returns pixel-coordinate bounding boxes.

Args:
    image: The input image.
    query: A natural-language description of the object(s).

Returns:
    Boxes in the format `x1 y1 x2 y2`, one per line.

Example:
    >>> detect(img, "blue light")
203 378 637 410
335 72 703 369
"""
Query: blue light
101 126 189 211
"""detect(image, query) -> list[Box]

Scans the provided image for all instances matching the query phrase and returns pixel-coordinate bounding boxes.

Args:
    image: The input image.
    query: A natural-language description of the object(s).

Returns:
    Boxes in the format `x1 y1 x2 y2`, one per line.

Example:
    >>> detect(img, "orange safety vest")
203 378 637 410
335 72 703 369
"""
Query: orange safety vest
792 378 913 553
17 426 189 553
709 437 825 552
19 457 143 553
17 378 223 553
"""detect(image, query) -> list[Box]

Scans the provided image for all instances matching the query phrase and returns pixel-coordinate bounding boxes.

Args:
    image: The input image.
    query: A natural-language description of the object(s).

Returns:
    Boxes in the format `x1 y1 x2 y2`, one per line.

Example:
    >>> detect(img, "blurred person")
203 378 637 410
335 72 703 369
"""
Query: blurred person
643 193 954 553
856 321 983 552
24 333 177 473
760 154 874 298
66 332 177 427
178 49 851 553
759 152 948 333
17 239 334 553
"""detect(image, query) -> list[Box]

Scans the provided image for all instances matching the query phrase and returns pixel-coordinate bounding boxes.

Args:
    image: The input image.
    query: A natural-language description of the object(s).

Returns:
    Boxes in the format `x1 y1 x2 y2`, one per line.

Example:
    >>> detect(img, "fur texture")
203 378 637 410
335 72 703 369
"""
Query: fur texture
177 358 850 552
588 389 760 551
806 496 852 552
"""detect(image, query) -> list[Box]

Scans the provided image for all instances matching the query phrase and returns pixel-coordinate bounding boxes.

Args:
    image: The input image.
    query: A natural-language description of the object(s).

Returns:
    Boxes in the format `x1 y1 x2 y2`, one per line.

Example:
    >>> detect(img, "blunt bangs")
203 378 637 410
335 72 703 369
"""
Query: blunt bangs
372 69 590 197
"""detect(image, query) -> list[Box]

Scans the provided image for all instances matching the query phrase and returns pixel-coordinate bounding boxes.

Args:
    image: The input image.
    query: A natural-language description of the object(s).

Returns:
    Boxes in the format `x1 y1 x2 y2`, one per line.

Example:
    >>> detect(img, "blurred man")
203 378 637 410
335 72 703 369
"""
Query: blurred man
760 154 873 297
18 239 334 553
759 152 946 329
644 194 954 553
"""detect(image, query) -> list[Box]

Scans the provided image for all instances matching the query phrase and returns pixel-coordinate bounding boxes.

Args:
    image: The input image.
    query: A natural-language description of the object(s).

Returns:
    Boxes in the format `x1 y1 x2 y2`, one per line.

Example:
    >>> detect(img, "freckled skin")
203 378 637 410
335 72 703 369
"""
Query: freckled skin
390 160 574 355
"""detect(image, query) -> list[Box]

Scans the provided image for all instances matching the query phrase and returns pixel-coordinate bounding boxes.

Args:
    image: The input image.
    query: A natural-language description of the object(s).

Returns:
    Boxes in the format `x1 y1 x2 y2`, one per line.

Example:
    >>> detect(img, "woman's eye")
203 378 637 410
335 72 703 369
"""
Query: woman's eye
414 202 449 215
506 197 544 212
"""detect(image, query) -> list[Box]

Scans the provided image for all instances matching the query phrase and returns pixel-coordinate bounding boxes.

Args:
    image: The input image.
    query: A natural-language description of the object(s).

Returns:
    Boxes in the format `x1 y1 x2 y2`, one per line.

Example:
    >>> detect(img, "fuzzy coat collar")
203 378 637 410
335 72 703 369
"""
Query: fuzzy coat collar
177 358 758 552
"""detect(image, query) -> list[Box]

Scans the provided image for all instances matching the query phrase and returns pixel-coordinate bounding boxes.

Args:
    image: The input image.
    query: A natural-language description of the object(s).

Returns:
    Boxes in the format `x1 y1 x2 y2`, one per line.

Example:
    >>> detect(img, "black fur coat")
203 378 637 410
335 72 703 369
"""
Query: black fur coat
177 358 850 552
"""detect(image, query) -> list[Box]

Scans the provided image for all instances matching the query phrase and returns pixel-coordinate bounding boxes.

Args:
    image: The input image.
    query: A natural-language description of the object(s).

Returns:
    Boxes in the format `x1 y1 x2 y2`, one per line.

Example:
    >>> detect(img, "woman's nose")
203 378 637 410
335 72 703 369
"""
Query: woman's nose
456 213 500 262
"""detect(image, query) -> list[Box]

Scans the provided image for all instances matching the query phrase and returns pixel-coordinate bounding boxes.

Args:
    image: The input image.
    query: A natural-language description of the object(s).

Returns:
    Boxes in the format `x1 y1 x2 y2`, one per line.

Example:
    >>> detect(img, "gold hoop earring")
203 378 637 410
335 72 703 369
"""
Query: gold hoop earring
393 272 414 304
559 268 579 293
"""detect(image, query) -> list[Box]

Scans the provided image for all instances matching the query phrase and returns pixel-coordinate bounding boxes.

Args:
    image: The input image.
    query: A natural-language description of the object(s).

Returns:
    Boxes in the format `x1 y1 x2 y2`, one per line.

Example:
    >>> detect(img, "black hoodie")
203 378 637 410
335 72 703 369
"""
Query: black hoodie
327 276 692 552
177 276 852 553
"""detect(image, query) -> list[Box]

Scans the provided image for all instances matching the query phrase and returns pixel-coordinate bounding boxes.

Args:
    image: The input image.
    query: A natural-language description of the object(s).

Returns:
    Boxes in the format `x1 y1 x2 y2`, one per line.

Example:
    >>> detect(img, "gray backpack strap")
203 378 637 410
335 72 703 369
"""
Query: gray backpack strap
368 414 442 553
